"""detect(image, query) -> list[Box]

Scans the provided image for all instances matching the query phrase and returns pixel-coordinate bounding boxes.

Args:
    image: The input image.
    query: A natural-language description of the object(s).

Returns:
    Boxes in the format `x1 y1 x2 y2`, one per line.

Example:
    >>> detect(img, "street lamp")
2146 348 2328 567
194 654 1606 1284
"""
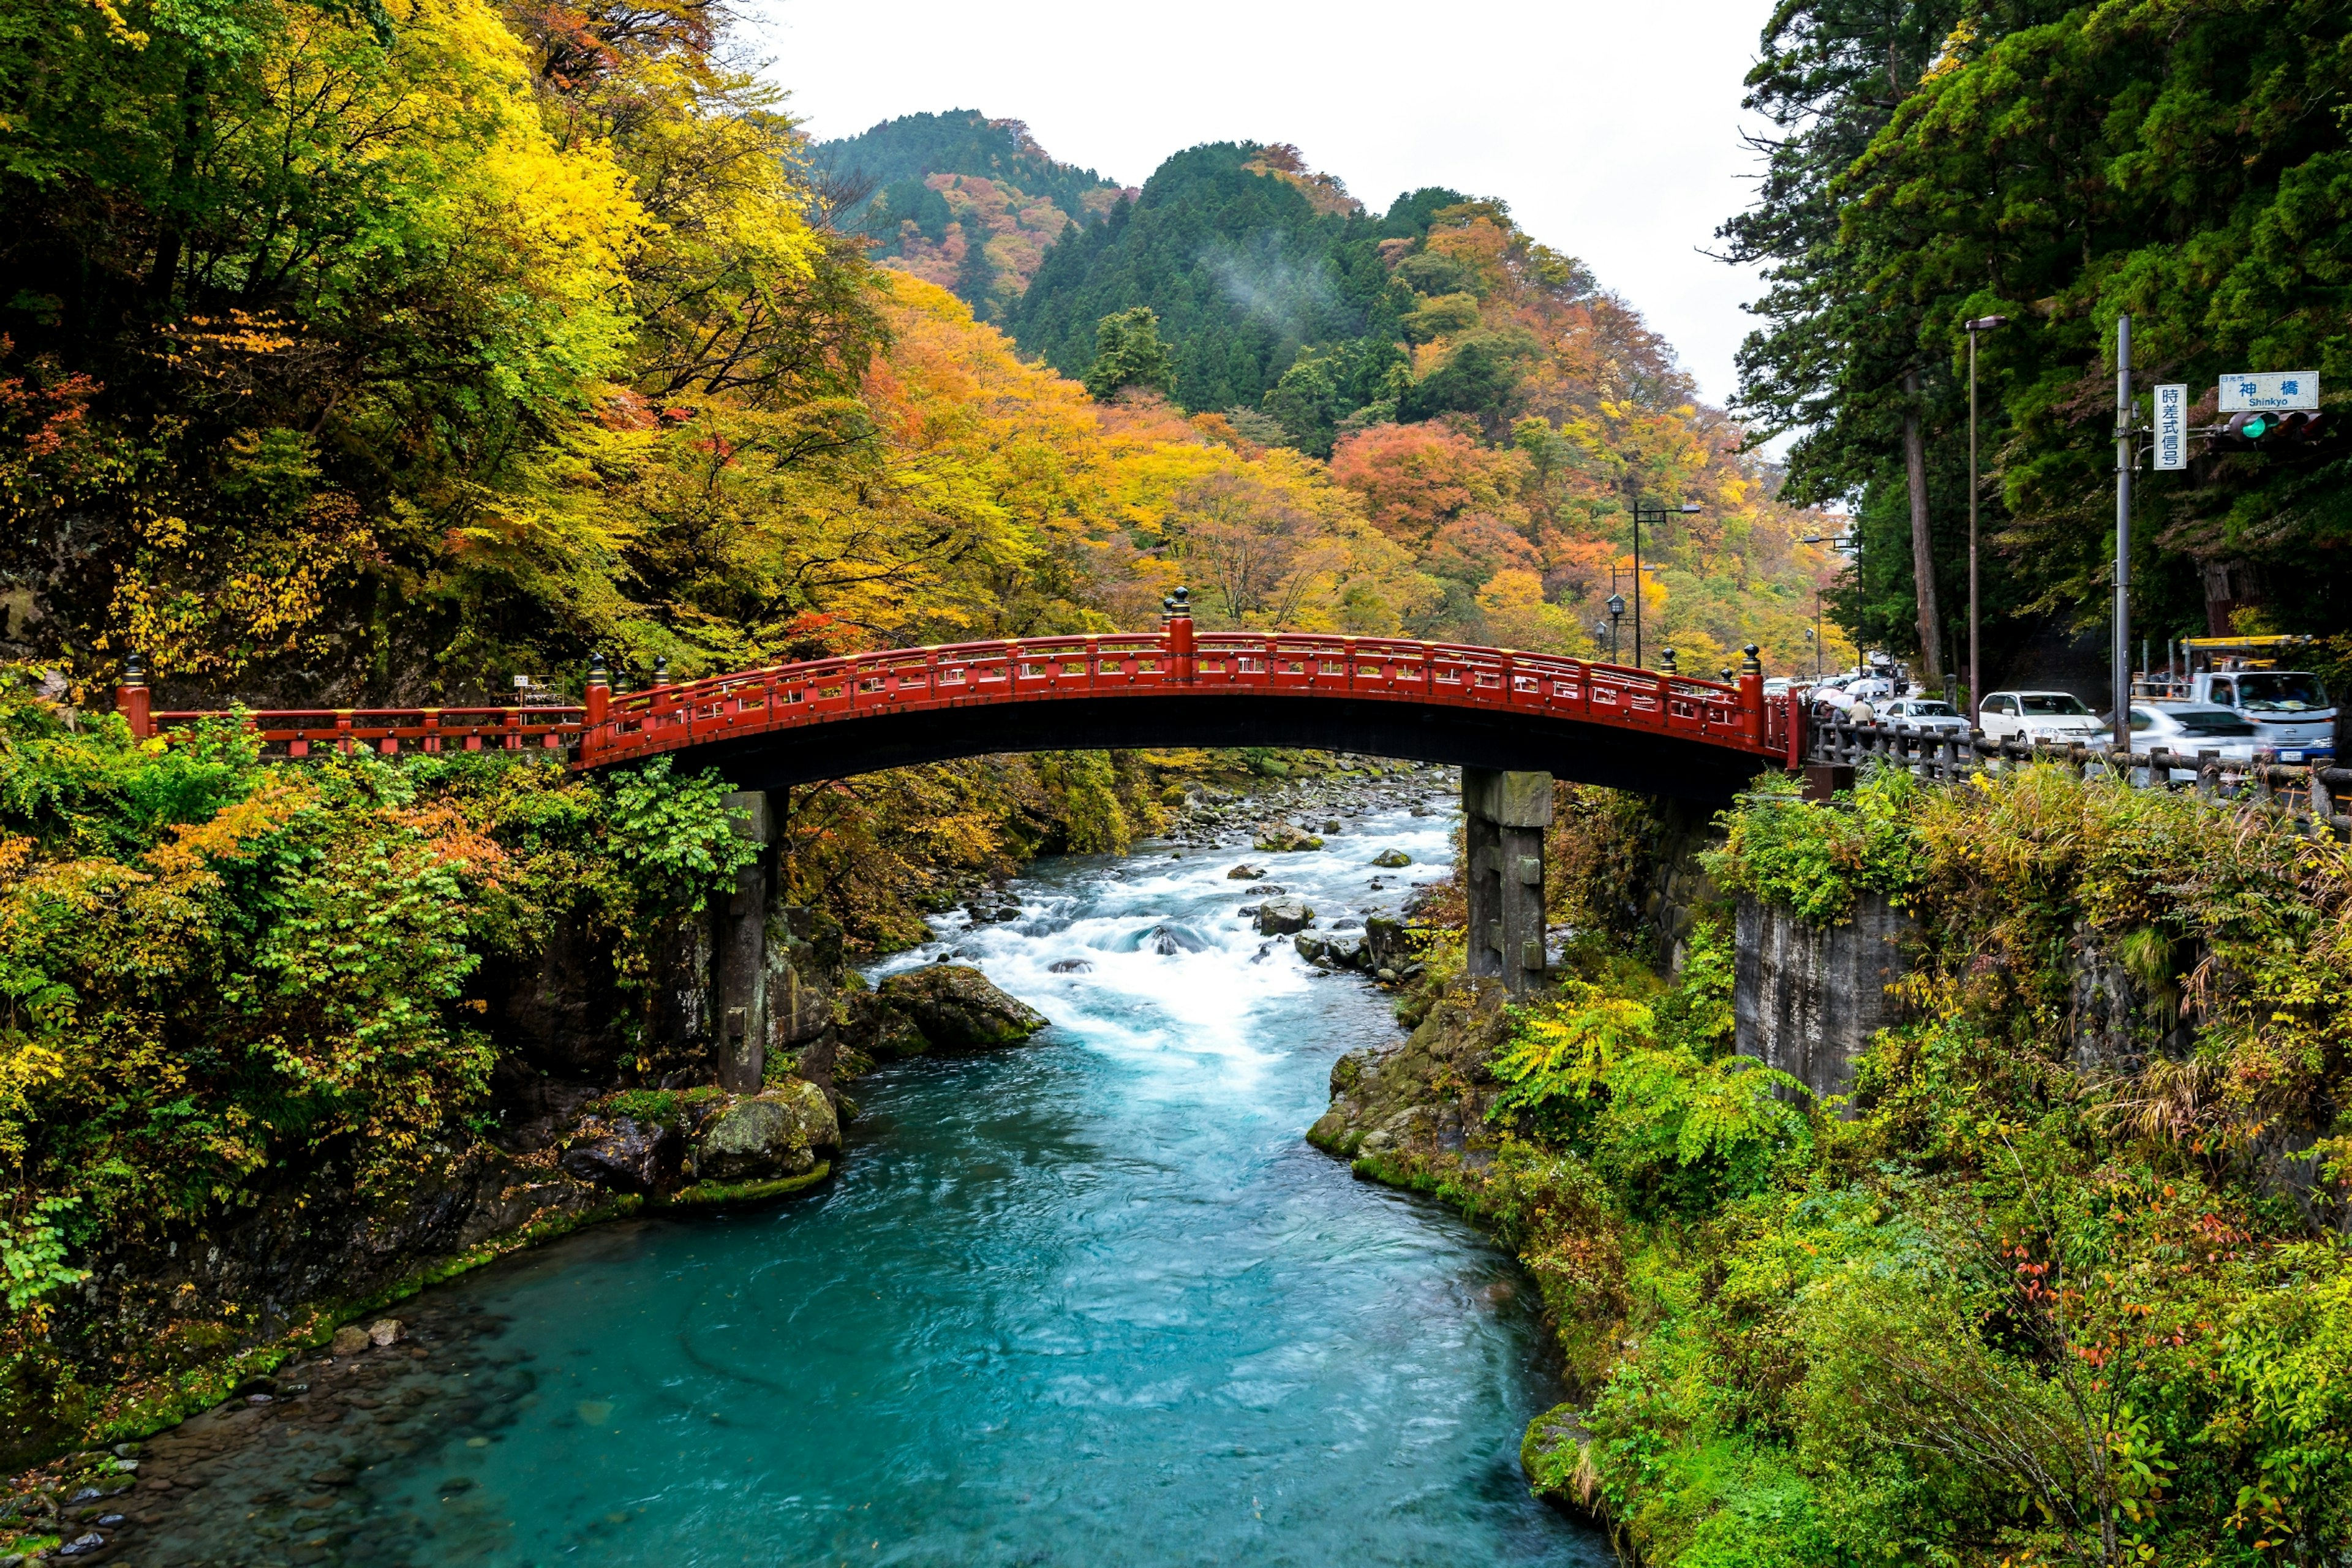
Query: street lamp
1629 499 1702 666
1605 592 1626 663
1964 314 2009 720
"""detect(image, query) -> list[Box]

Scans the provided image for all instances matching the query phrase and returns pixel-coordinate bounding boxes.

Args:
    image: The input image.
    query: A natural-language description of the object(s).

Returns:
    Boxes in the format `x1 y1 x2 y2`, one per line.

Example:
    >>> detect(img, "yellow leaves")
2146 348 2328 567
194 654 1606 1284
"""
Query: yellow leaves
143 777 314 884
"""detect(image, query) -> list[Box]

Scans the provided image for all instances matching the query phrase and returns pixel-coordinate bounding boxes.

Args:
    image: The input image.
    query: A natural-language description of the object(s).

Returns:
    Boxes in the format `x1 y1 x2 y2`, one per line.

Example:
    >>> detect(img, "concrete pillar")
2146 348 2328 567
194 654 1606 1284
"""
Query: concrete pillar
1461 768 1553 996
711 790 778 1093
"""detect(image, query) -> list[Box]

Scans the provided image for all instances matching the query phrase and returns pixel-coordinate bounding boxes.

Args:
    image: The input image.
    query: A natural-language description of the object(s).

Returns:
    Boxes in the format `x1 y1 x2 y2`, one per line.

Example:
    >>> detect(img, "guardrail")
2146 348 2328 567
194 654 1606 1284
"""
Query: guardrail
1807 716 2352 836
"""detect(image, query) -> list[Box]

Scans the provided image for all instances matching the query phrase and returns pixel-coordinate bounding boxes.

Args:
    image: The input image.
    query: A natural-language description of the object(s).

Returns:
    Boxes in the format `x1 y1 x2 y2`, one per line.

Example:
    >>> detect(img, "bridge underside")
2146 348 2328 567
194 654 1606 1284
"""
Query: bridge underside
665 693 1768 807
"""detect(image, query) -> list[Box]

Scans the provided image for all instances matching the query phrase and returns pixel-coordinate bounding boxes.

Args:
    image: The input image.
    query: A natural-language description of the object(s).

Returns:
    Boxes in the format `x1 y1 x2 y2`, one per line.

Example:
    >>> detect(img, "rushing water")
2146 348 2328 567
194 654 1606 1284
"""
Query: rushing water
128 795 1606 1567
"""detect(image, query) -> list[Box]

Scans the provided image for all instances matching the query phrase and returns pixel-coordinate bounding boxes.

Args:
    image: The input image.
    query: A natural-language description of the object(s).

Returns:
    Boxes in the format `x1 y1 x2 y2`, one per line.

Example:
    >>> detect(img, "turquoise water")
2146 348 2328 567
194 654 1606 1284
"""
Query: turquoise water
134 803 1605 1567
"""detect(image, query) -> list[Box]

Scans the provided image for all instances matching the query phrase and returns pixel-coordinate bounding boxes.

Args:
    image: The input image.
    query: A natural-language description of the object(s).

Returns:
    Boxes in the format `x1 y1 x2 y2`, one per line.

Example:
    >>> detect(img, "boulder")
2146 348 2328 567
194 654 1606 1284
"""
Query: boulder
1371 848 1412 868
1293 934 1329 962
840 990 931 1060
557 1115 678 1193
366 1319 402 1348
1325 934 1367 969
329 1326 371 1357
1365 914 1415 973
1226 864 1264 880
690 1081 839 1183
1253 823 1325 853
878 964 1048 1050
1047 957 1094 974
1254 897 1316 936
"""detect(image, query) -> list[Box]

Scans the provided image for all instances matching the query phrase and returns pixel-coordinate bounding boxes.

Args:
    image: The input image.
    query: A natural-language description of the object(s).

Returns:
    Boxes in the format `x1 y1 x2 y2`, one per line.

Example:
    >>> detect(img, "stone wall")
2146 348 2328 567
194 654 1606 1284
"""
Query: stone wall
1733 892 1914 1102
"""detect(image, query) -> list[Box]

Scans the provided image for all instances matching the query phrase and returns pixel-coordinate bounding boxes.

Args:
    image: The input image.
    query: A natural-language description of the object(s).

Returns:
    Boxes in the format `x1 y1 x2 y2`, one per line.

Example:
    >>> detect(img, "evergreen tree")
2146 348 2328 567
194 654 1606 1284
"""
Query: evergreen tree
1082 308 1178 401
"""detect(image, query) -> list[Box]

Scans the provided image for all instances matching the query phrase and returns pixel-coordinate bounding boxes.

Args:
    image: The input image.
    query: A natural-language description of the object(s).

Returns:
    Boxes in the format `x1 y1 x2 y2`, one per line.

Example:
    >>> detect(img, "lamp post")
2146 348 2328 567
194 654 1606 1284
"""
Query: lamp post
1963 314 2008 722
1605 592 1626 663
1629 499 1702 666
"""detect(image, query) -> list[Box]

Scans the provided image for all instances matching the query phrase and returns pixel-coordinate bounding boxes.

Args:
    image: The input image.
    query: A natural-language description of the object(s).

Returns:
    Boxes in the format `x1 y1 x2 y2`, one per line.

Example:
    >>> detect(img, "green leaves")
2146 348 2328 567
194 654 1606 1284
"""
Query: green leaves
1703 766 1926 925
603 756 759 918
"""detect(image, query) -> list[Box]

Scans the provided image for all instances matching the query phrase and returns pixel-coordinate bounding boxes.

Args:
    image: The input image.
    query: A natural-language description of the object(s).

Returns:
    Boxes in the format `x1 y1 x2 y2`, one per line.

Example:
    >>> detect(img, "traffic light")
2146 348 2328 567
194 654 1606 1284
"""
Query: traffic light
2217 409 2327 448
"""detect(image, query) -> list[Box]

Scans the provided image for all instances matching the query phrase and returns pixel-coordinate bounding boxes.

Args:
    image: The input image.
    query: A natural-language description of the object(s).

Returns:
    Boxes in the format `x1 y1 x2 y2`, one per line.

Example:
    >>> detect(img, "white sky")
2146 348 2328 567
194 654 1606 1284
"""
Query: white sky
743 0 1779 414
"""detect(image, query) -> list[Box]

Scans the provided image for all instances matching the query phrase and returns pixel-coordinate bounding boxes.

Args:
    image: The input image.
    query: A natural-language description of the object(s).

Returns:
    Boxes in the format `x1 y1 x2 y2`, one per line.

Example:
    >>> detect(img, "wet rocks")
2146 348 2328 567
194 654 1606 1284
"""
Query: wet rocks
1371 848 1412 868
328 1326 371 1357
1047 958 1094 974
557 1115 678 1194
688 1080 839 1183
1254 897 1316 936
1363 915 1416 975
366 1319 402 1349
1139 924 1207 956
1226 864 1264 880
876 964 1047 1050
1252 822 1324 853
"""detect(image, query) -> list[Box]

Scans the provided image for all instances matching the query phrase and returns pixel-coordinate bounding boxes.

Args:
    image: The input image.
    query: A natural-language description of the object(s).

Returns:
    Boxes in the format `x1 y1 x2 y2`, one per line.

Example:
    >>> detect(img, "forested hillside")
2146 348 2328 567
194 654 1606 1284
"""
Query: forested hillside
1728 0 2352 676
813 110 1128 320
1010 141 1845 671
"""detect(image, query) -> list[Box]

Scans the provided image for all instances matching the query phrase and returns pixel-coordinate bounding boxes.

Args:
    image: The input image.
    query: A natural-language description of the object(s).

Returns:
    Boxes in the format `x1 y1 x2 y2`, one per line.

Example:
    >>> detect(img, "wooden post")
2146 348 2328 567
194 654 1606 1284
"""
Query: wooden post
1168 586 1194 685
1738 643 1764 748
584 652 610 729
114 650 151 739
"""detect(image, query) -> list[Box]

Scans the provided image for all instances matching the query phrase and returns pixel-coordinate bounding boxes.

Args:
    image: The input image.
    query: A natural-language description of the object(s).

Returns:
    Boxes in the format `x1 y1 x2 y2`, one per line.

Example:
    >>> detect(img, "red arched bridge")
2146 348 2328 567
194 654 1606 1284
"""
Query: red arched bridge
117 610 1802 804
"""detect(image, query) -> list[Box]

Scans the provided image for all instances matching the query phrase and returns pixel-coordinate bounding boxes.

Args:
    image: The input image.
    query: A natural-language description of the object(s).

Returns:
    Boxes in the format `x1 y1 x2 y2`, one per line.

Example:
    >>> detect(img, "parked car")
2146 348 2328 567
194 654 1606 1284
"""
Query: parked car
2128 704 2260 777
1763 676 1795 698
1874 697 1972 736
1978 690 2107 745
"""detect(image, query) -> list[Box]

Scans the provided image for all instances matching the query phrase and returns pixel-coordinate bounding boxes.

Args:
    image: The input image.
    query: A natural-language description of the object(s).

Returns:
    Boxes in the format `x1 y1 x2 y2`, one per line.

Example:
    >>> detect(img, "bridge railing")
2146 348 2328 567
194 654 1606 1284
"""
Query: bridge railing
116 625 1789 772
573 628 1777 767
132 704 584 758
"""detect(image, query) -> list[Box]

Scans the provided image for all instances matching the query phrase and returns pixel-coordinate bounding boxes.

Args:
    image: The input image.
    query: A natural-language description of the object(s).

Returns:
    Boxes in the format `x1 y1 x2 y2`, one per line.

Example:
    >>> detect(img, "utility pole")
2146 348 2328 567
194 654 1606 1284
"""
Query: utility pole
2113 314 2133 754
1964 315 2007 723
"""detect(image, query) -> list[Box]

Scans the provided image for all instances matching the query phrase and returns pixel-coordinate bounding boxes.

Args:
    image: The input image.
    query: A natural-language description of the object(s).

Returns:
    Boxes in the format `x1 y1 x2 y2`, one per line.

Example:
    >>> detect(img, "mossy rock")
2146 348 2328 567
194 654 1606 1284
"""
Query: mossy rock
688 1081 838 1183
1371 848 1412 868
876 964 1047 1050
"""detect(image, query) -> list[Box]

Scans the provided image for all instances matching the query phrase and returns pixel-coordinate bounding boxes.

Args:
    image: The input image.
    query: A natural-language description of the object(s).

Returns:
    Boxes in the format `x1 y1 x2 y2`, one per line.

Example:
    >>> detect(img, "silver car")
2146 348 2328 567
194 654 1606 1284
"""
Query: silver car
2129 704 2259 778
1874 697 1972 736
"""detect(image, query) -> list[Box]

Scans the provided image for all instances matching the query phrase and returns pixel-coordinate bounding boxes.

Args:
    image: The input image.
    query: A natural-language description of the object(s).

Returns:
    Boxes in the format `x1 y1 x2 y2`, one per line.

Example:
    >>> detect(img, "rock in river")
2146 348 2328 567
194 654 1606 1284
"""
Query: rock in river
690 1080 839 1183
1253 823 1324 853
1226 863 1264 880
878 964 1049 1050
559 1115 678 1193
1371 848 1412 868
1254 897 1316 936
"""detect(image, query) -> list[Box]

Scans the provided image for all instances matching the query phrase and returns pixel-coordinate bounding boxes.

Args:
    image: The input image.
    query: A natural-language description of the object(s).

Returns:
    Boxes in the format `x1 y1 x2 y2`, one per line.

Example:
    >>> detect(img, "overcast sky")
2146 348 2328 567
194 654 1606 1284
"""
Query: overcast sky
742 0 1779 414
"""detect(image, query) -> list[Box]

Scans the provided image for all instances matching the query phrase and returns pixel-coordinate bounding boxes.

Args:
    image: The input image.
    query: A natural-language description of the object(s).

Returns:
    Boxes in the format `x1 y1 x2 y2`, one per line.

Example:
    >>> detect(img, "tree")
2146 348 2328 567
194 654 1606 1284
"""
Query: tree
1082 307 1178 402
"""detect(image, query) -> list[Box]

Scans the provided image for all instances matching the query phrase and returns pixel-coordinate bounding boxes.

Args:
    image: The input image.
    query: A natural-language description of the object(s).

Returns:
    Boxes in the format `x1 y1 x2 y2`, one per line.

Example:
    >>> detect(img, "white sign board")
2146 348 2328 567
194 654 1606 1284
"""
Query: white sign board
2220 371 2319 412
2154 384 2188 470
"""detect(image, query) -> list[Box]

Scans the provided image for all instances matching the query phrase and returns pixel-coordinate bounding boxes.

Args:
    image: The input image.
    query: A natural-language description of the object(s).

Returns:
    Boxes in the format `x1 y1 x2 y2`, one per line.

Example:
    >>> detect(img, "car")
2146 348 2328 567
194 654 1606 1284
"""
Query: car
1874 697 1972 736
1978 690 2107 746
1763 676 1795 698
2128 704 2260 777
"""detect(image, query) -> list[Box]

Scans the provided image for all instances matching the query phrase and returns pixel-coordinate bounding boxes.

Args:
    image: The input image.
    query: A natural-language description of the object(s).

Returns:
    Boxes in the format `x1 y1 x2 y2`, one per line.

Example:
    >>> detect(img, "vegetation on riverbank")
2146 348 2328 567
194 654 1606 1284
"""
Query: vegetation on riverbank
1357 764 2351 1565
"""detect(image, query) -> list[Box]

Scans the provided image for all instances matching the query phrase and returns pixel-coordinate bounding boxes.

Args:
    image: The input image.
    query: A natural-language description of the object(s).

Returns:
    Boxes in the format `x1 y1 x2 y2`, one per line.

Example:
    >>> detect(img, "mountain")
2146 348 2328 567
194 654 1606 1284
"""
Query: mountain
812 110 1129 320
1006 142 1457 422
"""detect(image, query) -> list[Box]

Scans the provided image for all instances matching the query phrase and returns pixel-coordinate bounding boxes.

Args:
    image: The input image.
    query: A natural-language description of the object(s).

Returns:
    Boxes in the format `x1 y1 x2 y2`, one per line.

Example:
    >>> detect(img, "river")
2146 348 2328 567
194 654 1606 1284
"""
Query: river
130 796 1607 1567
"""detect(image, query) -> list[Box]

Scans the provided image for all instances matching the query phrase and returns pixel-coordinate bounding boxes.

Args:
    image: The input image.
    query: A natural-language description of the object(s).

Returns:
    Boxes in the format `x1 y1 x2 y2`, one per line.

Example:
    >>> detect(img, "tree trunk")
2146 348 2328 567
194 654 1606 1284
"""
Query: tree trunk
1901 369 1945 683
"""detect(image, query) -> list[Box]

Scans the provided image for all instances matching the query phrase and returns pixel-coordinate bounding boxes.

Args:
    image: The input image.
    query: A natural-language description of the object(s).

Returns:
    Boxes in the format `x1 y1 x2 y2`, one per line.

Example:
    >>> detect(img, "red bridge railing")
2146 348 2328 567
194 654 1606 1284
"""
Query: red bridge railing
115 619 1800 770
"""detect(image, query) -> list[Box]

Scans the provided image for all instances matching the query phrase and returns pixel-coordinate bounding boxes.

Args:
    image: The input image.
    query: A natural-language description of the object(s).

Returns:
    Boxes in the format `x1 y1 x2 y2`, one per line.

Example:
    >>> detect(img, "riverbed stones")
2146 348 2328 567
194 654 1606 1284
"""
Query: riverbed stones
1254 897 1316 936
690 1080 838 1183
366 1320 402 1348
1253 822 1324 853
1226 863 1264 880
1371 848 1412 868
558 1115 677 1193
876 965 1048 1050
328 1327 370 1357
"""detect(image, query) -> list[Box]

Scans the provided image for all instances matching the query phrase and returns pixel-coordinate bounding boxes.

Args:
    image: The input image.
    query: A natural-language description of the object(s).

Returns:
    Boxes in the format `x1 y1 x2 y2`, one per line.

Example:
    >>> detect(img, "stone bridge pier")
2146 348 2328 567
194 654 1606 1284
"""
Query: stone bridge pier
1462 768 1552 996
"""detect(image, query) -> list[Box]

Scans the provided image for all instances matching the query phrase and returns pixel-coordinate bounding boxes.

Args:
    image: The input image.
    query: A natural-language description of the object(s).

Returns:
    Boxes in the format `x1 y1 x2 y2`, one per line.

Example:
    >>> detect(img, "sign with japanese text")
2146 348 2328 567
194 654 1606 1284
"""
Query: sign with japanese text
2219 372 2319 412
2153 384 2188 470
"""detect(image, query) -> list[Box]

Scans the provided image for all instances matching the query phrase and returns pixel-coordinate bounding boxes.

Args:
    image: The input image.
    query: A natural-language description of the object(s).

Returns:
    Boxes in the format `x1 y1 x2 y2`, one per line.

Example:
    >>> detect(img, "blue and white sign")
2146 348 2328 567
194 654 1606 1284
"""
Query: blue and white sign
2219 371 2319 412
2154 383 2188 470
